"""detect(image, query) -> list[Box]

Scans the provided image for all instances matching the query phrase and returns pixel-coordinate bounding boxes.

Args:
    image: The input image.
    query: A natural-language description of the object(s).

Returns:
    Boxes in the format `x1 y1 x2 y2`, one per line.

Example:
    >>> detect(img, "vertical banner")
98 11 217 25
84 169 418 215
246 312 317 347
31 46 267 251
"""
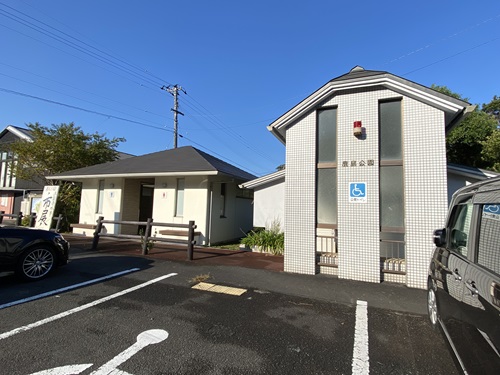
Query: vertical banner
35 185 60 230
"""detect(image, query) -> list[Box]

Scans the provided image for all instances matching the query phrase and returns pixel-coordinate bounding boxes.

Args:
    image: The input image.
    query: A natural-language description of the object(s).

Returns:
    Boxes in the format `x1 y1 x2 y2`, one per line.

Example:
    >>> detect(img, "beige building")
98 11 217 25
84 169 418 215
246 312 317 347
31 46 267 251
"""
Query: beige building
49 146 255 245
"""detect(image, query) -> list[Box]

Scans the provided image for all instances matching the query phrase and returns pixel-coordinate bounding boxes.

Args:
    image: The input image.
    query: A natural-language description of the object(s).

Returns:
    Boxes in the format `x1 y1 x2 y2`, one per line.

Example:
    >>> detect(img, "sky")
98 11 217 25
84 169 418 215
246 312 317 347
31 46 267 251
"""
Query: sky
1 1 499 177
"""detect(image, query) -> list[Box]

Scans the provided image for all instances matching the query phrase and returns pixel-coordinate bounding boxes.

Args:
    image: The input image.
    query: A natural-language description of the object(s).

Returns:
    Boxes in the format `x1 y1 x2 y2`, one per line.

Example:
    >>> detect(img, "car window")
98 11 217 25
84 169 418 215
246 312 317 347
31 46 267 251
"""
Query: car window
448 202 473 257
477 204 500 275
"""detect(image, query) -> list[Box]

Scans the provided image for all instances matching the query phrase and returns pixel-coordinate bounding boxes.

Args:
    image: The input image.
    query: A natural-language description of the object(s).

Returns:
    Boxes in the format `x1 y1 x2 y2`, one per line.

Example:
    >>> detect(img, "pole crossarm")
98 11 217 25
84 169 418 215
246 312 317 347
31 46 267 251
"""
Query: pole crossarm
161 84 186 149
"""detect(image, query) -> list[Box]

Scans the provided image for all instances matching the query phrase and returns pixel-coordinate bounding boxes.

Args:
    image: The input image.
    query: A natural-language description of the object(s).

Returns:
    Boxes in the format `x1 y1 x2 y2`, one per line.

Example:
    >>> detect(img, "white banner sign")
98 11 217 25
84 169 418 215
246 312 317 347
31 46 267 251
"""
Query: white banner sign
35 185 60 230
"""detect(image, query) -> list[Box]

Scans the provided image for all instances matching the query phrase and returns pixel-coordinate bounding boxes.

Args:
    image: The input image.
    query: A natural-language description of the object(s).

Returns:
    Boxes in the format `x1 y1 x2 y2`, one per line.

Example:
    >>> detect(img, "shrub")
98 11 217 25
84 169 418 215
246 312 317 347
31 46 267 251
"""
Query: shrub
241 220 284 255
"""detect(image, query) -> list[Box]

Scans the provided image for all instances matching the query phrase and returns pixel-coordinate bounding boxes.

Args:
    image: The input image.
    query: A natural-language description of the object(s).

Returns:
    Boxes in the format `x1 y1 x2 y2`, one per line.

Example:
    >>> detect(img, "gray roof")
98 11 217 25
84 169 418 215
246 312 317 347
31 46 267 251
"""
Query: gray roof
49 146 256 181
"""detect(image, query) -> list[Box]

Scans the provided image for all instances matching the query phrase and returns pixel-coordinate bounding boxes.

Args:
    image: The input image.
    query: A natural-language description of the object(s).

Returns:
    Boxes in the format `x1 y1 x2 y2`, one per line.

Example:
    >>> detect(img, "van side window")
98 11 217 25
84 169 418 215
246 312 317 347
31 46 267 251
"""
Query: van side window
477 204 500 275
448 203 473 257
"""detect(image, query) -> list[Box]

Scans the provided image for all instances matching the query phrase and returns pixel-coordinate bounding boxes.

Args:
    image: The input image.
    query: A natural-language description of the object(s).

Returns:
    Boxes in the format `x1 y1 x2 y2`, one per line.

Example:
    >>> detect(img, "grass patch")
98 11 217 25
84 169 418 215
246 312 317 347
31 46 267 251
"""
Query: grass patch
189 273 212 283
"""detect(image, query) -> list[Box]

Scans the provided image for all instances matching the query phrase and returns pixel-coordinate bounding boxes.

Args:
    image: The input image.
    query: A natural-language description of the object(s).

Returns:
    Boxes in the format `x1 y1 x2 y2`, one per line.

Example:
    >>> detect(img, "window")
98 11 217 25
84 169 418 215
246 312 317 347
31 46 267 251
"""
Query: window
96 179 105 214
448 202 473 257
477 204 500 274
175 178 185 217
316 107 338 227
379 99 404 260
220 183 226 217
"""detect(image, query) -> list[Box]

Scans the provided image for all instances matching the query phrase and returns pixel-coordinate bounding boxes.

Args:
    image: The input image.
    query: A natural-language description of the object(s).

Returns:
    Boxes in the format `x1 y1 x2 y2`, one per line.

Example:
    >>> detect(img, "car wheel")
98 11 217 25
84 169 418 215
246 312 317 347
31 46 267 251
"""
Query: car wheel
17 245 56 281
427 279 439 330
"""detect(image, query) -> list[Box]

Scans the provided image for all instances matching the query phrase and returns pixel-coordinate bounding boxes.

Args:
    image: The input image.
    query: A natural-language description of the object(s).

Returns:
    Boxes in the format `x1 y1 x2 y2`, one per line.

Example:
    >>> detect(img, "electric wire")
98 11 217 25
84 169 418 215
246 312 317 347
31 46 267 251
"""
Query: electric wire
0 2 168 87
0 4 163 91
0 2 280 171
0 87 261 175
0 61 167 120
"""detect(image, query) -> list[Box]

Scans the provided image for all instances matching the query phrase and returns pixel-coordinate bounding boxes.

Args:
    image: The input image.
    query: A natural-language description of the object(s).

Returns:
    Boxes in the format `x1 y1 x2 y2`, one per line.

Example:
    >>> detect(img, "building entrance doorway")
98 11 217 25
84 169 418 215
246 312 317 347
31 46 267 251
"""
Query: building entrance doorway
138 183 154 234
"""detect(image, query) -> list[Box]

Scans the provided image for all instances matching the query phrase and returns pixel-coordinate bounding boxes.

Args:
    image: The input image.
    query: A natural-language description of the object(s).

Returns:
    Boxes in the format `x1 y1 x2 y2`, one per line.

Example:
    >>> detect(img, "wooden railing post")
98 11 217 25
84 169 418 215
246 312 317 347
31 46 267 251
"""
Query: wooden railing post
142 218 153 255
29 213 37 227
92 216 104 250
16 212 23 226
54 214 63 232
187 220 196 261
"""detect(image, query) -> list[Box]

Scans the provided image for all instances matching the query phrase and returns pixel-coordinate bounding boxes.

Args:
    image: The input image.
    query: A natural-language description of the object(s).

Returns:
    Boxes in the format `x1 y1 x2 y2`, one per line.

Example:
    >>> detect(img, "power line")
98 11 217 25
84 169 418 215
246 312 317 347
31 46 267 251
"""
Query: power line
0 61 167 120
0 86 261 175
0 3 167 90
402 37 500 76
0 87 169 131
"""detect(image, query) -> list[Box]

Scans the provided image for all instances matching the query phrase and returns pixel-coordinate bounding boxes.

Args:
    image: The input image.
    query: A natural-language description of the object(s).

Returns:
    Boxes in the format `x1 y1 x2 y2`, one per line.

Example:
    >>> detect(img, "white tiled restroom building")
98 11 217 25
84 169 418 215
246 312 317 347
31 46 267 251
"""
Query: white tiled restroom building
243 66 475 289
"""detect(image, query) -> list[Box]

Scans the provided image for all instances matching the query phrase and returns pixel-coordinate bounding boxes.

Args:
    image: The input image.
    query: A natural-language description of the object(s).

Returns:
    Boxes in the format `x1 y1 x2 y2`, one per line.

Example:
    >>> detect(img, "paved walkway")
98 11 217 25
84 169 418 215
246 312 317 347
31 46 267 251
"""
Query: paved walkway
65 234 284 272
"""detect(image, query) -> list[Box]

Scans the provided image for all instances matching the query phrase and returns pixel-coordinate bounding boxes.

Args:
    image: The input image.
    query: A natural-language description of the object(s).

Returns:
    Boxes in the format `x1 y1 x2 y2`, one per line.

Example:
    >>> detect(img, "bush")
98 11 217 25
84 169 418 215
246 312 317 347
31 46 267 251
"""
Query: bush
241 220 284 255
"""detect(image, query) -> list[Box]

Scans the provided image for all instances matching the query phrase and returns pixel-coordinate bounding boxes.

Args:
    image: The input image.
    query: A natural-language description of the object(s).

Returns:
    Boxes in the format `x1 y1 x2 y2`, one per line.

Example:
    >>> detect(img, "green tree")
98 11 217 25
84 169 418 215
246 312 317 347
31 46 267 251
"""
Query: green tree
482 130 500 172
432 85 498 169
446 111 497 168
9 122 125 230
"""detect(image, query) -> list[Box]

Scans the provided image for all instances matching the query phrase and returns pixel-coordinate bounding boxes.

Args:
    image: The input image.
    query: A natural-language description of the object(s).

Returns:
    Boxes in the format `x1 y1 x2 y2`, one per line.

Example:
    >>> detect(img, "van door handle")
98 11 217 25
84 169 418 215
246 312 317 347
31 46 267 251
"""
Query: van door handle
452 269 462 281
466 280 478 297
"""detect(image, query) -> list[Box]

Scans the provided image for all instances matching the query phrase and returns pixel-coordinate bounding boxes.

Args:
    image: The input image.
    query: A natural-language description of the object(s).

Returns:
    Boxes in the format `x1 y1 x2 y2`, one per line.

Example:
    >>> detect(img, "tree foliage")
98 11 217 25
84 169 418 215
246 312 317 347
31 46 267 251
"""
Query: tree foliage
432 85 499 170
9 122 125 230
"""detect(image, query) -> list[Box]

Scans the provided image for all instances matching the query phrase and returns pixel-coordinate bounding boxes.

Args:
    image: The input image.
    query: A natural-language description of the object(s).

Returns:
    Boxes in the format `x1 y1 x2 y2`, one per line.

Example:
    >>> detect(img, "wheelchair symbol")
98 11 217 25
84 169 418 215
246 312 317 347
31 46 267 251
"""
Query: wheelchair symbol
29 329 169 375
351 184 364 197
350 183 366 197
484 205 499 214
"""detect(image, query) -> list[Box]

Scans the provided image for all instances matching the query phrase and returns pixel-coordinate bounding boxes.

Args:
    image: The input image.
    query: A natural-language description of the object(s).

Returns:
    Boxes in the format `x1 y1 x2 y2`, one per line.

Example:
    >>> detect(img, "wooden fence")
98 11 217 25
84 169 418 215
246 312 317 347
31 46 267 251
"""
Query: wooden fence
91 216 197 259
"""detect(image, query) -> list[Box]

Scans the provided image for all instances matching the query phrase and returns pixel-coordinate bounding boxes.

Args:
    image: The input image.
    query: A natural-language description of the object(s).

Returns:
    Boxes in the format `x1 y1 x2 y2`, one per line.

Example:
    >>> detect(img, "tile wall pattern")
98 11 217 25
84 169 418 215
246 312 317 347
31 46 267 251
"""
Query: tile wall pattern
283 86 449 289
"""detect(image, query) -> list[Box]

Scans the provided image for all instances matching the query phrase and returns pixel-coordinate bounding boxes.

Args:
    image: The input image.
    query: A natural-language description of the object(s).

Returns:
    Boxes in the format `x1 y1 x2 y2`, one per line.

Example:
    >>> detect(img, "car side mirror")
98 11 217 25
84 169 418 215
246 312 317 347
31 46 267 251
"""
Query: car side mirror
433 228 446 247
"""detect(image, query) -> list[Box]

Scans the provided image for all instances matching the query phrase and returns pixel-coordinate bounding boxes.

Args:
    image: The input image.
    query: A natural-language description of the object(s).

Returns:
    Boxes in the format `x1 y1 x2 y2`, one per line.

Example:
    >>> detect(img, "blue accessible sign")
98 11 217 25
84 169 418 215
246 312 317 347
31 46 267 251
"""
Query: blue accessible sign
349 182 367 203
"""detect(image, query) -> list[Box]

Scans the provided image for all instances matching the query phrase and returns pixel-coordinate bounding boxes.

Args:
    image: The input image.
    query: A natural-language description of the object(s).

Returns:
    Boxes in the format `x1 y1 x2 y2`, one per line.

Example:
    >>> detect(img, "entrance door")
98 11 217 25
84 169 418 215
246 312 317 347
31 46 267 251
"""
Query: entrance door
138 184 154 234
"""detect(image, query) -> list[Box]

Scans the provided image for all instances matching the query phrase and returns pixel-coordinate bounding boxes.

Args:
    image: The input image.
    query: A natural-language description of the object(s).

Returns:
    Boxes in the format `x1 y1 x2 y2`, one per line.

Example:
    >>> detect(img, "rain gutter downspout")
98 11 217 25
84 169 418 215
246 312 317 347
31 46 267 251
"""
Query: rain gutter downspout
206 182 213 246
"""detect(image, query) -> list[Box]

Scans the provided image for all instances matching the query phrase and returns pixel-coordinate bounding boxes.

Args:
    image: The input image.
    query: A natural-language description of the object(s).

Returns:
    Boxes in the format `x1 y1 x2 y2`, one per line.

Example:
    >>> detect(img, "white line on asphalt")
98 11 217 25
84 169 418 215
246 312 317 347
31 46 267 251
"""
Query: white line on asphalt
0 273 177 341
352 300 369 375
0 268 141 310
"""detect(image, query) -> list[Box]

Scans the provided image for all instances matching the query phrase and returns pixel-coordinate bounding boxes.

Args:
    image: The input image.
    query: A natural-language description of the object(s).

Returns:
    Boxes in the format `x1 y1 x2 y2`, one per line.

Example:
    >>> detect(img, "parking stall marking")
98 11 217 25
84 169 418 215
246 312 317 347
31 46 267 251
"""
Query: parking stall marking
352 300 369 375
0 268 141 310
0 273 177 340
28 329 169 375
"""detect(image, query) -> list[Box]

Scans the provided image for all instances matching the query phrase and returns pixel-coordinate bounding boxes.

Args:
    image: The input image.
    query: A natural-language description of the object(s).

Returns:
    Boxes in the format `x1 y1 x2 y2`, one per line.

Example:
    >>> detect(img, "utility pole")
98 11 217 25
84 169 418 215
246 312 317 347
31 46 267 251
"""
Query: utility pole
161 84 186 148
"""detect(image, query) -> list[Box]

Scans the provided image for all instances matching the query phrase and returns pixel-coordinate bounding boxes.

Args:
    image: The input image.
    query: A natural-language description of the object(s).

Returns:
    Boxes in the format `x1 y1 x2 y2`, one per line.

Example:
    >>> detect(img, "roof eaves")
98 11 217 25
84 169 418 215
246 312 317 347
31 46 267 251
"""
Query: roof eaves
240 169 285 189
268 70 471 143
6 125 33 141
47 170 219 180
447 163 499 180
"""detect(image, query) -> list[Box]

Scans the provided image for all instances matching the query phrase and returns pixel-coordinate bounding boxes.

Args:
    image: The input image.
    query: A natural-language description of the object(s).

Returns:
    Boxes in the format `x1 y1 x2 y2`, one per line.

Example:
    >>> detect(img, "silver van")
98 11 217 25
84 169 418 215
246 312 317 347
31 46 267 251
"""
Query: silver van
428 176 500 373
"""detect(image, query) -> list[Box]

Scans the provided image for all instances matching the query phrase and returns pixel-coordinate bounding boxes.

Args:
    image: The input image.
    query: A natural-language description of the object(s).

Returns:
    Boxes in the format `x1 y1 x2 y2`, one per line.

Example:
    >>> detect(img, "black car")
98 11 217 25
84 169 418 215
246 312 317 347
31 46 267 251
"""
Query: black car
428 176 500 374
0 226 69 281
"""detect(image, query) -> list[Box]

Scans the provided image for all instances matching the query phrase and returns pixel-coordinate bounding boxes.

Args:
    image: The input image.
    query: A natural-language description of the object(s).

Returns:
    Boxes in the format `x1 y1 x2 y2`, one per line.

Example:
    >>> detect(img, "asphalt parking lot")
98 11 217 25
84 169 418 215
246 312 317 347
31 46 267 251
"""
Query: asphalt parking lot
0 237 459 374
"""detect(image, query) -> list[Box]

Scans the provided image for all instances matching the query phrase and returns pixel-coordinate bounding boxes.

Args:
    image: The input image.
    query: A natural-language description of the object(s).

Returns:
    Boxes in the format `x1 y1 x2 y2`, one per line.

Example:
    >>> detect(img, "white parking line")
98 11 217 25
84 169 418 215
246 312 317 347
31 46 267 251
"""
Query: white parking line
352 300 369 375
0 268 141 310
0 273 177 341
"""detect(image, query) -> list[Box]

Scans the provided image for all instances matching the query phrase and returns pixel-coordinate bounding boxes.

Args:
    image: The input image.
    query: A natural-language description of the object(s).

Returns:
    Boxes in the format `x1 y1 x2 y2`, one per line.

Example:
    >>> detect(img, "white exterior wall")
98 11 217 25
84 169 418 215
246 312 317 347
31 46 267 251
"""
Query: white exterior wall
334 88 385 283
284 87 449 288
73 175 253 245
404 99 448 289
75 178 123 235
152 176 209 244
253 180 285 229
208 181 253 245
284 111 317 274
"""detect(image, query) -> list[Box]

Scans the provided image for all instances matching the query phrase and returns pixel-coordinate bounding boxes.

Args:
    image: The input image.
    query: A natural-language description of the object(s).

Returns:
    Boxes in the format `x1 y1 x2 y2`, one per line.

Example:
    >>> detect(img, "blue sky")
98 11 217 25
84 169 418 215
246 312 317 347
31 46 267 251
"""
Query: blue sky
1 1 499 177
